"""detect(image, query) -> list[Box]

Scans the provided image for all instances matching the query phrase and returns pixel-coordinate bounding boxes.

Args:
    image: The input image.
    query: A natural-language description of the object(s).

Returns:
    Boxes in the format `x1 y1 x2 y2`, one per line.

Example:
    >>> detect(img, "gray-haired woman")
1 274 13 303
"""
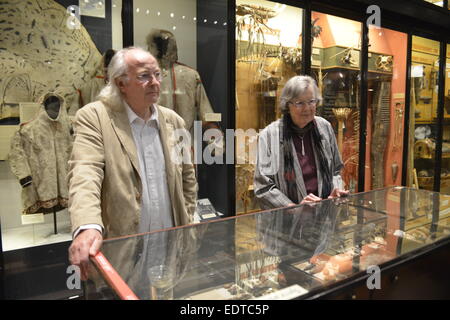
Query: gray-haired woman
254 75 348 210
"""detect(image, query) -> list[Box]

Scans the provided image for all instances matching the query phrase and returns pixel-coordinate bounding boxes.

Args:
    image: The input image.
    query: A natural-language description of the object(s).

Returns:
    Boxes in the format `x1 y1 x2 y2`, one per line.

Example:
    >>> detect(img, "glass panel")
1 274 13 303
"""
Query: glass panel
424 0 444 7
408 36 440 191
365 27 407 191
85 187 450 300
311 12 362 193
0 0 121 251
442 43 450 194
133 0 229 216
235 1 304 214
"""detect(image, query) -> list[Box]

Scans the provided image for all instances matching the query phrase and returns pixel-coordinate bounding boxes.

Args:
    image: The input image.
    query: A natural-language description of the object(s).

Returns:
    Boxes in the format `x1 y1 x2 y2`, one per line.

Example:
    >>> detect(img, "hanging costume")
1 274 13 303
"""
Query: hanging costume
78 49 116 109
8 92 73 214
78 75 106 108
146 29 215 133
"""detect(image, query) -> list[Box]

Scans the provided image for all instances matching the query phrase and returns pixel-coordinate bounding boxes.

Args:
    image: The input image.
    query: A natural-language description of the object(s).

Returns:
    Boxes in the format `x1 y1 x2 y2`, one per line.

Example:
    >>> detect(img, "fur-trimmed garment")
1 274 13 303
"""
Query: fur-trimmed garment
146 29 215 133
8 93 73 214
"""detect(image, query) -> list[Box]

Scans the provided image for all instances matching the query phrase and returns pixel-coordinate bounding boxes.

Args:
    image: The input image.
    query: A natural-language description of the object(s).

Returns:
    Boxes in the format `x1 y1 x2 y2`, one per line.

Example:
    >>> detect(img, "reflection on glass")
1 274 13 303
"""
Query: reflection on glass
148 264 175 300
86 187 450 300
311 12 362 193
424 0 444 6
442 43 450 194
409 36 440 191
402 189 450 253
365 27 407 191
235 0 303 215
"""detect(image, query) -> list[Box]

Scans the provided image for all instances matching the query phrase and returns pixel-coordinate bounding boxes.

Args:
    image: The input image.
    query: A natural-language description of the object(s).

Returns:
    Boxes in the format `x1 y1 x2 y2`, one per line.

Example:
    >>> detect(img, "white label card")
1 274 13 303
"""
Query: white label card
253 284 308 300
201 213 217 219
204 113 222 122
21 213 44 225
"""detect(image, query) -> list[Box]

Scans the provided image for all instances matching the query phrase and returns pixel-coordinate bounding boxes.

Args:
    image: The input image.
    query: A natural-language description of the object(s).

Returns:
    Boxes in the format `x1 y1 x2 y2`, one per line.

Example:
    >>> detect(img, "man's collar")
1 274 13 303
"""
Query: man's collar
124 101 159 127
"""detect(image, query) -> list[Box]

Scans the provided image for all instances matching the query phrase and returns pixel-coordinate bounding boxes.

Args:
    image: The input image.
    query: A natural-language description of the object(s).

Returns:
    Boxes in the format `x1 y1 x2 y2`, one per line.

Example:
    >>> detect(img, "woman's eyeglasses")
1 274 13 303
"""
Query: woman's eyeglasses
288 99 318 108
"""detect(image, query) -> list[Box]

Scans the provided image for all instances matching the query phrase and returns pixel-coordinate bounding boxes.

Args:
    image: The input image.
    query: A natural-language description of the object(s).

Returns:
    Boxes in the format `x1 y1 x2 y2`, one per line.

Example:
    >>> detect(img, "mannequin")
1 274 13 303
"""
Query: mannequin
8 93 73 222
44 95 61 120
146 29 220 134
78 49 116 108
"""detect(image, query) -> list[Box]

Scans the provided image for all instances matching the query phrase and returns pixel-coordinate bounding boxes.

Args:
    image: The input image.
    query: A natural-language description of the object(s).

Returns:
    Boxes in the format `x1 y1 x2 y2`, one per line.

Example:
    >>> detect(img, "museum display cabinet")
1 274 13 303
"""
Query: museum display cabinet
409 36 444 192
233 0 449 216
1 0 450 300
85 187 450 300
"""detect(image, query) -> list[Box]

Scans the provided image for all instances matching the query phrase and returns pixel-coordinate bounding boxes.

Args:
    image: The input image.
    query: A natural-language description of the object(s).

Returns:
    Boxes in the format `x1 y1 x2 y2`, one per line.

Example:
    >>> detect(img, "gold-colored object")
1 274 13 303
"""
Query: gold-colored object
414 138 435 159
236 163 255 214
371 81 391 189
236 4 277 19
376 55 393 72
332 108 352 155
235 4 279 57
392 105 404 151
413 168 419 189
391 162 399 184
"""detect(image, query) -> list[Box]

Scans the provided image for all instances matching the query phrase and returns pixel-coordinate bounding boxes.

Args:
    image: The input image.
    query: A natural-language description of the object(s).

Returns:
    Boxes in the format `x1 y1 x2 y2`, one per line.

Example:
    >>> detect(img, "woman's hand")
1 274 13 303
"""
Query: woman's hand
300 193 322 204
328 188 350 199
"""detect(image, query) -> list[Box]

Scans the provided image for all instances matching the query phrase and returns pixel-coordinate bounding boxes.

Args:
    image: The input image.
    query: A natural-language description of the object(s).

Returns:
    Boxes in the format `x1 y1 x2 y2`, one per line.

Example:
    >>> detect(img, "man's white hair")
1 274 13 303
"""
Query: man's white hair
97 46 151 108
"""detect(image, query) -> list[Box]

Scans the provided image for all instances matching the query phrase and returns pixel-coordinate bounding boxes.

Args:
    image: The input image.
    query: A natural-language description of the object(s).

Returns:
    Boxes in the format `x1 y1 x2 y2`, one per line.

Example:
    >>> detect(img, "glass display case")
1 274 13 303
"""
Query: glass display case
86 187 450 300
409 36 441 191
365 27 407 191
442 43 450 194
235 0 304 215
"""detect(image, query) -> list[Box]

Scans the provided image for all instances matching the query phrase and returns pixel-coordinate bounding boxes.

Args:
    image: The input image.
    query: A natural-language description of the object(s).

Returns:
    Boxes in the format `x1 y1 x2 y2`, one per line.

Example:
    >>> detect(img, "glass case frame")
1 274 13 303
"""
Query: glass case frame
86 187 450 300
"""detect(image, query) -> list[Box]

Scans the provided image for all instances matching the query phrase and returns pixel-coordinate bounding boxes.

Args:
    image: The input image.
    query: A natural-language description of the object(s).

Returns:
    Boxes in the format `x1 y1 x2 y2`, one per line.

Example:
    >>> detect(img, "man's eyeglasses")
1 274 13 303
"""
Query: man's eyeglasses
288 99 318 108
134 71 162 83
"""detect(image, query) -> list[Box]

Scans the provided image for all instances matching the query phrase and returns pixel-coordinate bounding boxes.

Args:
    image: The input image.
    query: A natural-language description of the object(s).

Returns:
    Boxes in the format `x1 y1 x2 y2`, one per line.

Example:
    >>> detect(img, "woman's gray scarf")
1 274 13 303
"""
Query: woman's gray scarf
281 114 332 203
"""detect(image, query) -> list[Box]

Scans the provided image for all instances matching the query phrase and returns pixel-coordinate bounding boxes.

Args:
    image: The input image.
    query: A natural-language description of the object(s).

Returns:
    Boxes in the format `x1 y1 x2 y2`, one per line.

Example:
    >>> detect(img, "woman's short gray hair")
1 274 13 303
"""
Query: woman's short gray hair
279 75 322 114
97 46 149 107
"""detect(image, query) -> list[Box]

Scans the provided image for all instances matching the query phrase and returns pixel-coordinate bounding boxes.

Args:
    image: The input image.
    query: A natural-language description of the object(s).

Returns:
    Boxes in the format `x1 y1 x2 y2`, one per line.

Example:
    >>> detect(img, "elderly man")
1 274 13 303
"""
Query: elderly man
68 47 197 280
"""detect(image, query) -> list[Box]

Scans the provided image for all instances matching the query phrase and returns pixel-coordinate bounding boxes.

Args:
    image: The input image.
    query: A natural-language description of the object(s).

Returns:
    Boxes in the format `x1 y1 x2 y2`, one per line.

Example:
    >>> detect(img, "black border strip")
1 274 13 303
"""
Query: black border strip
402 33 413 187
433 41 447 192
122 0 133 47
0 216 4 300
228 0 236 216
302 0 312 75
358 20 369 192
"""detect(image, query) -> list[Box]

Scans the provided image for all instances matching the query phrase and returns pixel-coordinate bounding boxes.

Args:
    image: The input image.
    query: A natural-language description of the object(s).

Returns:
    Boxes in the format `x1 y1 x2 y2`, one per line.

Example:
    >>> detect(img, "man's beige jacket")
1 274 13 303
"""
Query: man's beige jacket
68 99 197 238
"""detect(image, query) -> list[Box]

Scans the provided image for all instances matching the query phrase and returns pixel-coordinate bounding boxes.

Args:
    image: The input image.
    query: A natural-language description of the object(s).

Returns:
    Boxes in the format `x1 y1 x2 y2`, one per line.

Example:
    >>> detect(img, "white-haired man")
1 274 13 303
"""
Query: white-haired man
68 47 197 280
